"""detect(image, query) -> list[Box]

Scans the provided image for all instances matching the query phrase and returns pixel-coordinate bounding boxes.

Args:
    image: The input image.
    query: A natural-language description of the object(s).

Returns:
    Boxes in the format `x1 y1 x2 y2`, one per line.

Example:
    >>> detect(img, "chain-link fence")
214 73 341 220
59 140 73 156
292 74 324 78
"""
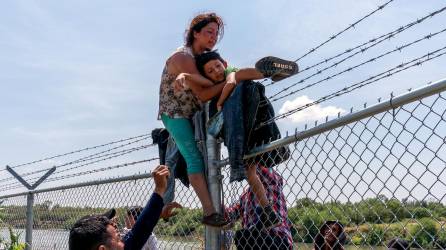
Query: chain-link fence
1 79 445 249
220 79 446 249
0 174 205 250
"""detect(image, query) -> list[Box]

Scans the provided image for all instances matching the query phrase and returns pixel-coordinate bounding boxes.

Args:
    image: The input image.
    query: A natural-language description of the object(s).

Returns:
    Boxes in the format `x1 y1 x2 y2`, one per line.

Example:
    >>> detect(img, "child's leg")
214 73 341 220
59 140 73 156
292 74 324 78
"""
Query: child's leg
246 164 269 207
161 114 215 216
246 164 281 229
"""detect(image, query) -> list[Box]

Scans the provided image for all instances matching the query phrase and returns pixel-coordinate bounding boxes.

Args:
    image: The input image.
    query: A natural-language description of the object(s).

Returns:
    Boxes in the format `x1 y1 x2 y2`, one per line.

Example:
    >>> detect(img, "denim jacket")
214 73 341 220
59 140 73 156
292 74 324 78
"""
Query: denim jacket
211 80 290 182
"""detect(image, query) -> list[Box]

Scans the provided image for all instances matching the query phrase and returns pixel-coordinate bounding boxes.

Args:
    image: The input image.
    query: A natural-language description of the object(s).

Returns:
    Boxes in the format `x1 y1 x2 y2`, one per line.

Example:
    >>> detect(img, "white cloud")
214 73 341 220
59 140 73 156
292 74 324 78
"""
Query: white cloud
278 96 345 124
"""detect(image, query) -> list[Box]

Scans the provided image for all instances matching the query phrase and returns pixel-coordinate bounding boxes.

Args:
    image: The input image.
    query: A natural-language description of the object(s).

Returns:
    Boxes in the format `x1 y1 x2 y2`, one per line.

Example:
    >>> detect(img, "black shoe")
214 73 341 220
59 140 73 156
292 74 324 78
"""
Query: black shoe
201 213 229 227
260 205 281 229
255 56 299 82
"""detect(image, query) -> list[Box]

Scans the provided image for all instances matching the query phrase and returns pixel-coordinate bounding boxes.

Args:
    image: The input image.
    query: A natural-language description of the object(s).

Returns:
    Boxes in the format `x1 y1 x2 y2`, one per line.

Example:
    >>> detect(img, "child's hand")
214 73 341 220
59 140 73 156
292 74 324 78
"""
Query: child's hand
217 103 223 111
160 202 183 219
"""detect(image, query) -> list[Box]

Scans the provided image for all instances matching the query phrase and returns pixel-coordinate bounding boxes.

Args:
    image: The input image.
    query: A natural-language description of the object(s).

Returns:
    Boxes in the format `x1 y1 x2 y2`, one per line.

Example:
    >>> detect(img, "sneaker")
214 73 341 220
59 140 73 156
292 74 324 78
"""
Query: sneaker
201 213 229 227
255 56 299 82
260 205 281 229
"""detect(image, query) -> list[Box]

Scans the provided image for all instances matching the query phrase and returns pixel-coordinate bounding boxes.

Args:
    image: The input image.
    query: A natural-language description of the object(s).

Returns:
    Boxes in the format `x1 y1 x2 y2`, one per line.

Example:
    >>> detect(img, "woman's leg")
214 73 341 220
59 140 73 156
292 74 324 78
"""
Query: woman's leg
188 173 214 216
161 114 215 216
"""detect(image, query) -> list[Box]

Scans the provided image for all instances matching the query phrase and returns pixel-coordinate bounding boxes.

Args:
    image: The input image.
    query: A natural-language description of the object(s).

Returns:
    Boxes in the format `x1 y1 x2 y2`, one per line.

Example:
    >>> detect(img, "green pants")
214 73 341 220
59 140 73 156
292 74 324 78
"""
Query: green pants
161 114 205 174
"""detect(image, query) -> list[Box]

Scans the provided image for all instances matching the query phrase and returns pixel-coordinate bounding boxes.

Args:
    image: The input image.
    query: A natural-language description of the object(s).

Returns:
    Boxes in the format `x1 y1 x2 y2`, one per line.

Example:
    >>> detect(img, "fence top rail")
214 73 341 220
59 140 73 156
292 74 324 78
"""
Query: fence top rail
0 172 153 199
242 77 446 161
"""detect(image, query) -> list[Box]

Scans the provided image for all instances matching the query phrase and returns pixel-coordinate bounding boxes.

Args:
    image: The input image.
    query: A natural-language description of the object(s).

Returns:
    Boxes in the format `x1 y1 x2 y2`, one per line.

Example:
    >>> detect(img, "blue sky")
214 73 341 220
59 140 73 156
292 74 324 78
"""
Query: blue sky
1 0 445 192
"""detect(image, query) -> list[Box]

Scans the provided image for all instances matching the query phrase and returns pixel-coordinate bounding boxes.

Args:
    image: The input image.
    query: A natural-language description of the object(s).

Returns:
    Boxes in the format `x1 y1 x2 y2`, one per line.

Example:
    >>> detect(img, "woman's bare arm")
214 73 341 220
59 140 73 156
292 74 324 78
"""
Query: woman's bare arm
170 53 225 102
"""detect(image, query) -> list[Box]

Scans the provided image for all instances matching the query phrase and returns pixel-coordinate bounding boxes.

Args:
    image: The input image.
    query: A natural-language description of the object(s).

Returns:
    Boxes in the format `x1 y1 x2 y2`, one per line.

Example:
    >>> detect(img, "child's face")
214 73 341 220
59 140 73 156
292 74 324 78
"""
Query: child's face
203 59 226 83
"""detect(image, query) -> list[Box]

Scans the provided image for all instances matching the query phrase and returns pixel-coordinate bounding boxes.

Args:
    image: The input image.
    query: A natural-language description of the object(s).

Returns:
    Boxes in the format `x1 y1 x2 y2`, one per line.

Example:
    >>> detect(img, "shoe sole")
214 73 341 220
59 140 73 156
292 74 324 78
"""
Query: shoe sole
255 56 299 82
201 215 230 228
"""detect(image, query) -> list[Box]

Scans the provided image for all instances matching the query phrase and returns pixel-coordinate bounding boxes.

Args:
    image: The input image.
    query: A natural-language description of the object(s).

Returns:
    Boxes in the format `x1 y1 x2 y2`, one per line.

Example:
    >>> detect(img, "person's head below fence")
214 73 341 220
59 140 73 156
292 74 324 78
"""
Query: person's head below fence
185 12 224 52
387 238 410 250
69 215 123 250
68 208 120 250
69 165 170 250
314 220 346 250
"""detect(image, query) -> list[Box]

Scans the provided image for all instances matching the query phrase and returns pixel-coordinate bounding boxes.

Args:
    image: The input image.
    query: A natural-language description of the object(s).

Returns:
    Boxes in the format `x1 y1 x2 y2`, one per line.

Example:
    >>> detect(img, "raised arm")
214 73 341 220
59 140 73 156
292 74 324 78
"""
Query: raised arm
124 166 169 250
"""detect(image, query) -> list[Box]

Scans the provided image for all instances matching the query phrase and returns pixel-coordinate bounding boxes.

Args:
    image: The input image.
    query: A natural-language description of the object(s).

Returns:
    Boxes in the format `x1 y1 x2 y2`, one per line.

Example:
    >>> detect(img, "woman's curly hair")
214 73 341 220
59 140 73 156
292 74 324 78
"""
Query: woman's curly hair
185 12 224 47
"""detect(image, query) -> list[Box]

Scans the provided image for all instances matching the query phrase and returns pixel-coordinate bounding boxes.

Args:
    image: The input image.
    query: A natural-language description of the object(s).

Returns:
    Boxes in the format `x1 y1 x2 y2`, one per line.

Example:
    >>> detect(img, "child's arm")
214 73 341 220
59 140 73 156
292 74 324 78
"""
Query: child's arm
216 68 265 110
216 84 235 111
234 68 265 83
216 72 237 111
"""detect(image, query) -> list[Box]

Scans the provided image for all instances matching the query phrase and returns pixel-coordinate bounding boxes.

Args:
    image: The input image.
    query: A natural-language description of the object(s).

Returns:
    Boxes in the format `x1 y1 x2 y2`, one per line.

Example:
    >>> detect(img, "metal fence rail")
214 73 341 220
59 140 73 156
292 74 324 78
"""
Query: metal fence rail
0 78 445 249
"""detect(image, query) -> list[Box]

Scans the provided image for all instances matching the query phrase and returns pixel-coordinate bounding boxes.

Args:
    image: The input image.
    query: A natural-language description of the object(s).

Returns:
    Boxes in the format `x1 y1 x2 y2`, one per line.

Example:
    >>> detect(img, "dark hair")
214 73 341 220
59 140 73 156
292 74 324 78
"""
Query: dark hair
185 12 224 47
195 50 225 76
69 215 112 250
127 206 143 221
314 221 346 250
387 238 410 250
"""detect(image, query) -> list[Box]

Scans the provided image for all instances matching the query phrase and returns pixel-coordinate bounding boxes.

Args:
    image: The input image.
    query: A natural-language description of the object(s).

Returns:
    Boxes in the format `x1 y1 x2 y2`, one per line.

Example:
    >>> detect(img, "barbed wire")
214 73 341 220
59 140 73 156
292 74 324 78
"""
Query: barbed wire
266 6 446 90
293 0 395 63
257 45 446 128
50 144 155 176
0 134 152 181
46 158 158 182
1 158 158 192
0 141 156 185
268 27 446 103
0 143 155 190
5 133 151 170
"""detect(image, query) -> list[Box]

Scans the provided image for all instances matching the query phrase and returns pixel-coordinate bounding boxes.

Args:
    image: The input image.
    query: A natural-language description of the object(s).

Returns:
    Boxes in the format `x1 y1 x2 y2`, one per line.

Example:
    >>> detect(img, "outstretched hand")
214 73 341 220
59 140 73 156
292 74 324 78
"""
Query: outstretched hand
160 202 183 219
124 214 136 229
153 165 170 197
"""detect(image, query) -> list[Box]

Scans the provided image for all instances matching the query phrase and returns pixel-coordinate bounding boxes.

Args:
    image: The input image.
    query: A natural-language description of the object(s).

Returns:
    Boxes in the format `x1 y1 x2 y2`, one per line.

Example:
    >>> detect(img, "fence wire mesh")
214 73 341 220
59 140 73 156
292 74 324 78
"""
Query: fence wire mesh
0 175 206 250
0 194 27 247
0 87 445 249
221 91 446 249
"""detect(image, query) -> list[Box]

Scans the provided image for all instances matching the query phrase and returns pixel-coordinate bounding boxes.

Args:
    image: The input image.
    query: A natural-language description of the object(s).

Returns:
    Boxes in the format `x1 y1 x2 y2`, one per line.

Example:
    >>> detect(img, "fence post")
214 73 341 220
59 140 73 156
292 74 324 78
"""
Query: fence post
25 192 34 250
5 165 55 250
205 105 222 249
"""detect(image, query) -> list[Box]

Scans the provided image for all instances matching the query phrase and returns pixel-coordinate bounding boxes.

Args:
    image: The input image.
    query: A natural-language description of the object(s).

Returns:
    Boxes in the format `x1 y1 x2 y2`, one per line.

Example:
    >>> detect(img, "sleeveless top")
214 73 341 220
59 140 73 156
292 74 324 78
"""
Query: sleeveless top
157 46 202 119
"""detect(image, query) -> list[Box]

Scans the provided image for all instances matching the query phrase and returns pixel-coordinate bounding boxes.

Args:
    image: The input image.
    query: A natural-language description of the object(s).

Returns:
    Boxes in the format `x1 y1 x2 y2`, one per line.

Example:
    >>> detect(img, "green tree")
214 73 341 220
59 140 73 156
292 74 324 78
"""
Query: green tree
365 225 385 246
435 227 446 249
407 218 438 248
